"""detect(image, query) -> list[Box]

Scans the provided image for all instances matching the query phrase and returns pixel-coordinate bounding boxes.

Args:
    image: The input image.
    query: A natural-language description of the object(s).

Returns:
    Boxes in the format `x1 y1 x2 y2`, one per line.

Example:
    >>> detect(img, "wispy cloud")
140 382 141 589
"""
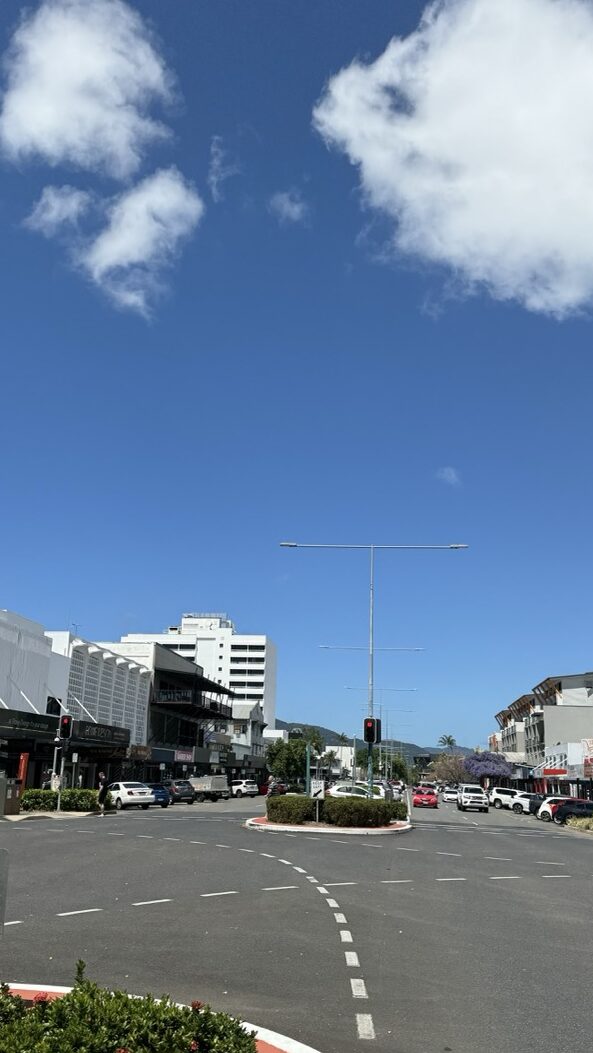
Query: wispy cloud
207 135 240 202
436 466 461 487
25 185 91 237
269 188 309 226
314 0 593 318
0 0 173 180
80 167 204 315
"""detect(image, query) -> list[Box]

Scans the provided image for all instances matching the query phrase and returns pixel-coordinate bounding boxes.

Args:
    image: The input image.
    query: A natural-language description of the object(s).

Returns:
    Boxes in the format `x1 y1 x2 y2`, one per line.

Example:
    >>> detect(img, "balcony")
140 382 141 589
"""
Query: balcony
153 690 232 720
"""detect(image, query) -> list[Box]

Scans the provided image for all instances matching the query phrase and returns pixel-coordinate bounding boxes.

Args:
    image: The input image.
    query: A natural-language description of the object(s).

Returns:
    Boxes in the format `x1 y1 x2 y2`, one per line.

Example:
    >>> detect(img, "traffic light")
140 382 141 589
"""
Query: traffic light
363 717 381 744
59 714 73 740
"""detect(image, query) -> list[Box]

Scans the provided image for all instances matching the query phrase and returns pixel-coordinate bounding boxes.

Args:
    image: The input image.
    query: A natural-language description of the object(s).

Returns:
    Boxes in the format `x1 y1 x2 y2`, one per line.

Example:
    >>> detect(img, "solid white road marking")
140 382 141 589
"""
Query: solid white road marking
334 913 348 924
262 886 299 891
436 851 461 857
327 899 340 908
381 879 412 884
356 1013 376 1040
345 952 360 967
324 881 358 887
435 878 466 882
132 899 171 907
340 930 353 943
350 979 368 999
484 856 512 861
200 891 238 898
4 920 23 926
57 908 104 916
489 876 521 881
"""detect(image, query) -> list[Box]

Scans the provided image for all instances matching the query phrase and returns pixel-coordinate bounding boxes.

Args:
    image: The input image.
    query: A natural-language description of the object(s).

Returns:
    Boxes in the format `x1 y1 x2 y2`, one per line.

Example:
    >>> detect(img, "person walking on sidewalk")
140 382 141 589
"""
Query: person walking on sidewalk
97 771 108 817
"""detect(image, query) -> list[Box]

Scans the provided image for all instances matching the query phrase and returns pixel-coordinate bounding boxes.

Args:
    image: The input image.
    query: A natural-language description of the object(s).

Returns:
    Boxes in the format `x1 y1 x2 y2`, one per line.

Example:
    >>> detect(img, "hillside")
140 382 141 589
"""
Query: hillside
275 719 472 761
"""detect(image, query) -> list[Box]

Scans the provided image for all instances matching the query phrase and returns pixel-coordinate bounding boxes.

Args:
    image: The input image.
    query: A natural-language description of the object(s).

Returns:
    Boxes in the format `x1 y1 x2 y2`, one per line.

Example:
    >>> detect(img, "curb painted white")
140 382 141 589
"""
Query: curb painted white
6 985 325 1053
245 817 412 836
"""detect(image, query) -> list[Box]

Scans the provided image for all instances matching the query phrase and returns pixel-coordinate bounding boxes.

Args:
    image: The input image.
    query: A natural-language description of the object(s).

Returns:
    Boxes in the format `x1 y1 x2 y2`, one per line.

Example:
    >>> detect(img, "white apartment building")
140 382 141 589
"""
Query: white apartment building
120 613 277 730
0 610 52 714
231 702 266 762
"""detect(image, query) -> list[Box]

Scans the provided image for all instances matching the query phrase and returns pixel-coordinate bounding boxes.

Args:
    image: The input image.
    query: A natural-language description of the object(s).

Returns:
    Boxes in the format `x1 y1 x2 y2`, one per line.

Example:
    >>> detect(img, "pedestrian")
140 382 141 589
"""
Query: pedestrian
97 771 108 817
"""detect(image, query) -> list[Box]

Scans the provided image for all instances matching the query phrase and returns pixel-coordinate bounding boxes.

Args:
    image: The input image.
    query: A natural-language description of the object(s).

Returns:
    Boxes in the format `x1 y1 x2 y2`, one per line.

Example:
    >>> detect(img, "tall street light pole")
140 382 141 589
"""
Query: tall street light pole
280 541 468 793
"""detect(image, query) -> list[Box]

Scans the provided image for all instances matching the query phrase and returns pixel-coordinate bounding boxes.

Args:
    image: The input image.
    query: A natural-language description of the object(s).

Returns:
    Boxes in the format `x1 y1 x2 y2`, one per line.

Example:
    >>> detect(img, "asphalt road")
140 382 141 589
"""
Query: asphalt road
2 797 593 1053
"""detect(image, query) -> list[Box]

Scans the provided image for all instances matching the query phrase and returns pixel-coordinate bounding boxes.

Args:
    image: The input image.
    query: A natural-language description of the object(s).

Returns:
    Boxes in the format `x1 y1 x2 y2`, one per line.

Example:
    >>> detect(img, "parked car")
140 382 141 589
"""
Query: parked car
107 781 155 811
457 784 489 812
552 799 593 825
161 778 195 804
327 783 373 799
536 796 575 821
442 787 458 803
188 775 230 802
355 780 394 800
511 792 546 815
412 787 438 808
230 779 258 798
528 794 550 816
488 787 520 809
144 783 171 808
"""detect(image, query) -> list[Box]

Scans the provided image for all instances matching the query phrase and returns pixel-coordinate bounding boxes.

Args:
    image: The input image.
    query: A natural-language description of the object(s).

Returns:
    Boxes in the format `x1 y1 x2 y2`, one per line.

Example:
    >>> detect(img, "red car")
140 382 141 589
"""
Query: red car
412 787 438 808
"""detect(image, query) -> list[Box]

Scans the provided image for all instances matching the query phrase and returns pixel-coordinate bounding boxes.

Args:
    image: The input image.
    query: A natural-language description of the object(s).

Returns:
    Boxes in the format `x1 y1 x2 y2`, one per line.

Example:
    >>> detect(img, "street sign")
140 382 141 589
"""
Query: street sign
159 763 166 771
311 779 325 800
0 849 8 935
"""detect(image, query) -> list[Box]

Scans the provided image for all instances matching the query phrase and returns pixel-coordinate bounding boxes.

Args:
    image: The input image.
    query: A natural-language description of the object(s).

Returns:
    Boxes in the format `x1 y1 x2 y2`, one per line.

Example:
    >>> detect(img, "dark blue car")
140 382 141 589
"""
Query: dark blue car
145 783 170 808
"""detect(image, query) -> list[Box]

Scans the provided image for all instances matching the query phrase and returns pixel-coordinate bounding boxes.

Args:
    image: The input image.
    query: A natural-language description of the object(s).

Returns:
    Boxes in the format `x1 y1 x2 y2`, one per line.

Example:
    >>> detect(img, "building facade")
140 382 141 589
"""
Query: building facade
120 613 277 730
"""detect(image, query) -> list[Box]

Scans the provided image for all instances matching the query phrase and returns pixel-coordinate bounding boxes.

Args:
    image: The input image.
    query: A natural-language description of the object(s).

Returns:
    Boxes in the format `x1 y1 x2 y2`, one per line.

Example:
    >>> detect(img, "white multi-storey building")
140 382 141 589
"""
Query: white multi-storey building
120 613 277 729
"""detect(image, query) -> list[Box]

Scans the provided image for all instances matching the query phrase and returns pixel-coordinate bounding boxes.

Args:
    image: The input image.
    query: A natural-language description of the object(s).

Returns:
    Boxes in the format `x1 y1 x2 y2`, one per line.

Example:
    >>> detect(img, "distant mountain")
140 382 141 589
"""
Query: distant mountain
275 719 473 761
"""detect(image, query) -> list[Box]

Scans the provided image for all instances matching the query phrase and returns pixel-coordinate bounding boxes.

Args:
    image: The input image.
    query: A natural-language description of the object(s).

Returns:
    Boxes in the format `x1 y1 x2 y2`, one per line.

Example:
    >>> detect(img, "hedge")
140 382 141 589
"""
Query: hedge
21 789 109 812
0 962 256 1053
266 795 408 826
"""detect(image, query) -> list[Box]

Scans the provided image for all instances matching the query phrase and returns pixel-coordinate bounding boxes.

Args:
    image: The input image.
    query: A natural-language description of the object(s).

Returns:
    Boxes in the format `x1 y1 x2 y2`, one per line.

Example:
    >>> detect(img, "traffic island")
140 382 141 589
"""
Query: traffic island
4 980 325 1053
247 794 411 834
246 814 411 835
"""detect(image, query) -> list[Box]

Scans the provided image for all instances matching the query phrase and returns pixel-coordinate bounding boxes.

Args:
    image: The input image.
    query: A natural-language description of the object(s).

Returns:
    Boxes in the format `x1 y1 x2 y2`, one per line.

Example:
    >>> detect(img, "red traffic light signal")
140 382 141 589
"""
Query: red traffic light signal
363 717 381 744
59 714 73 740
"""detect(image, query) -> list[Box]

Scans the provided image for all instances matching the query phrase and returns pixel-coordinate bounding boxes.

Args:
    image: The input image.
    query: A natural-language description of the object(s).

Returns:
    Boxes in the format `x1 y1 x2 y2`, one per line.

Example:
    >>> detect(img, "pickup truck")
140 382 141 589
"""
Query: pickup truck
188 775 230 802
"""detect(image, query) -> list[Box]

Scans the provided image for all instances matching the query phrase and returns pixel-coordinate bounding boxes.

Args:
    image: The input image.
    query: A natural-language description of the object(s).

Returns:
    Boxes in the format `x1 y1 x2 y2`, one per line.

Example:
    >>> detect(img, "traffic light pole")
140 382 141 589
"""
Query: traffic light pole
367 545 375 794
56 746 67 813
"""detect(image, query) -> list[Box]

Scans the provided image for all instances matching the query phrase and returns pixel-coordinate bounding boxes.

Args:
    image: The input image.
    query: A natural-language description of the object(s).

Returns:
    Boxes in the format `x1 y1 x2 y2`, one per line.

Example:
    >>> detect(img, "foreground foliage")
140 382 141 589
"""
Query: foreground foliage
21 789 108 812
267 795 407 826
567 816 593 831
0 963 256 1053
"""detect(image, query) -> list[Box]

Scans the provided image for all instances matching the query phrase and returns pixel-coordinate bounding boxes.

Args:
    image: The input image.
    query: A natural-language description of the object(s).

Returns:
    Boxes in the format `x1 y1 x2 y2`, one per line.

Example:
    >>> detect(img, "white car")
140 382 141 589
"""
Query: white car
536 796 574 822
488 787 520 809
327 783 373 799
442 787 458 802
231 779 259 798
108 781 155 810
509 791 541 815
457 784 489 812
355 781 393 800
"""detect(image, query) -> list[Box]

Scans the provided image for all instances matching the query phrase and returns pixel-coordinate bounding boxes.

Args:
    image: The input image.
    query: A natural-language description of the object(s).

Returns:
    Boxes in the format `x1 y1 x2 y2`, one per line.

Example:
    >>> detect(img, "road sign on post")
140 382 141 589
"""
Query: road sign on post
311 778 325 800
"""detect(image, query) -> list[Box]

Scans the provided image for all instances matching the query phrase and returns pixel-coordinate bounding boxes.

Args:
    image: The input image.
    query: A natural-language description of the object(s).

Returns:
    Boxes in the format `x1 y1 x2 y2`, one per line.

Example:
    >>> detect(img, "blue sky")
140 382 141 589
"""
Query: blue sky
1 0 593 748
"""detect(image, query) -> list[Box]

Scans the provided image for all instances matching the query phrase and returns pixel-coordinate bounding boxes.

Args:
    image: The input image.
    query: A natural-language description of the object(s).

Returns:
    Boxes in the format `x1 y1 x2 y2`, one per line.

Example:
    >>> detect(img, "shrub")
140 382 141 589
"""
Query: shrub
567 816 593 832
322 797 395 827
0 963 256 1053
267 796 315 823
20 789 109 812
286 783 305 794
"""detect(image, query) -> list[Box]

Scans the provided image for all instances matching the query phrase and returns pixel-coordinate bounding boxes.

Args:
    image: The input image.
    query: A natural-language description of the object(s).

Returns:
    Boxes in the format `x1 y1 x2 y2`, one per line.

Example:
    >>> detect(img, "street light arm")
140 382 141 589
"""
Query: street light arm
280 542 468 550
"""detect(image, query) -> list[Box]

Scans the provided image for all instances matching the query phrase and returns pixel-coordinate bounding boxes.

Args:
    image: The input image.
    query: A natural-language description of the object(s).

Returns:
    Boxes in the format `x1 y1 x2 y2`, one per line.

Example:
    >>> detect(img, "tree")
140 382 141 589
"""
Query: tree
337 732 350 747
266 738 307 782
320 749 338 772
464 751 513 784
438 734 457 751
430 753 469 785
303 727 325 755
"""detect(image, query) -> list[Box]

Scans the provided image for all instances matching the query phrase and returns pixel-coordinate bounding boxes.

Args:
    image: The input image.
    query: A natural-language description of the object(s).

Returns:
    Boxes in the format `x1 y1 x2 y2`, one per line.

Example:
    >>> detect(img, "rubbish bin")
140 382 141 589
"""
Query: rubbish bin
3 778 22 816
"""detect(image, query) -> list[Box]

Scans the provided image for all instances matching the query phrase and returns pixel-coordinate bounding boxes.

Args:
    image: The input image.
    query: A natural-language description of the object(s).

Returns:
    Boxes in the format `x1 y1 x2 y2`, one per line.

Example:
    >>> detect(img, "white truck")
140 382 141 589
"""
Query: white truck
188 775 230 802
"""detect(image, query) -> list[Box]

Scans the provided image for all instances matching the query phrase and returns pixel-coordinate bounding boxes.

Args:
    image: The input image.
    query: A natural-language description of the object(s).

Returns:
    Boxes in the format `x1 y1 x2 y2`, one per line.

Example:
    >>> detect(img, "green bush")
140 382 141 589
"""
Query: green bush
389 800 408 822
21 789 109 812
267 796 316 823
0 963 256 1053
322 797 396 827
286 783 305 794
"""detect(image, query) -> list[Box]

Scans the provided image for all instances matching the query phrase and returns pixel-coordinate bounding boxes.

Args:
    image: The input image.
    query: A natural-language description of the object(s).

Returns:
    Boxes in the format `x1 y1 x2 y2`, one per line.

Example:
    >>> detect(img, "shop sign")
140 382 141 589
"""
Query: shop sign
174 749 194 763
0 710 58 736
75 721 130 746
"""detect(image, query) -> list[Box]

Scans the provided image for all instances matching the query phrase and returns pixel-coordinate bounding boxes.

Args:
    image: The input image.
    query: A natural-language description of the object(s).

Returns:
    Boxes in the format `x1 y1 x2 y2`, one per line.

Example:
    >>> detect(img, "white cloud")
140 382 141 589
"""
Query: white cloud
269 189 309 225
80 167 204 314
25 185 91 237
207 135 240 202
314 0 593 318
436 466 461 487
0 0 173 179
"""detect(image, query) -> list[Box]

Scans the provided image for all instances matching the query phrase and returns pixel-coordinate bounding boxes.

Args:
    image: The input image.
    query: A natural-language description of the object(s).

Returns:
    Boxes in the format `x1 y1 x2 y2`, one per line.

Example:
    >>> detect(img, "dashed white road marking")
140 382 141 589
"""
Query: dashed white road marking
278 859 293 865
489 876 521 881
361 844 382 849
200 891 238 898
327 899 340 908
350 979 368 999
381 879 412 884
107 832 124 836
324 881 358 887
260 853 275 858
57 907 103 916
190 841 207 845
541 874 571 879
163 837 180 842
340 930 353 943
345 952 360 967
334 912 348 924
536 861 565 866
356 1013 376 1040
4 920 23 926
395 847 419 852
317 887 329 895
137 835 154 839
238 848 255 853
293 866 307 873
306 837 321 841
306 876 318 883
331 840 349 844
435 877 466 882
262 886 299 891
436 851 461 857
285 834 297 837
132 899 171 907
484 856 512 861
215 844 231 849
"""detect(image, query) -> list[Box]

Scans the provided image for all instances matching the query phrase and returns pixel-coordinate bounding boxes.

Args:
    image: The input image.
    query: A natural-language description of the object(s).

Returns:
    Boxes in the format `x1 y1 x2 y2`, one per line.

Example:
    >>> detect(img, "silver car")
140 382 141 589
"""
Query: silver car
108 781 155 810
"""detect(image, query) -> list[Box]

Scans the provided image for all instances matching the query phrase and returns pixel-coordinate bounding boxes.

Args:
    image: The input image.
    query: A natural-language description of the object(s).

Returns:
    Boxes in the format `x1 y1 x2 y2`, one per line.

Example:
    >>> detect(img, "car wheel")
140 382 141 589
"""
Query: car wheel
161 802 168 808
512 803 523 814
493 799 502 809
235 790 242 798
115 797 123 810
553 814 565 826
141 803 149 810
540 812 551 822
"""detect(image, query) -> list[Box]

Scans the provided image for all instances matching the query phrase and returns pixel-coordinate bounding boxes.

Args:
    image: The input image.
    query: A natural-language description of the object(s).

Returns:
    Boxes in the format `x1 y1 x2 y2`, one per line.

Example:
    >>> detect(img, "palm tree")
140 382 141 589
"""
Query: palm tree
438 734 457 752
337 732 350 747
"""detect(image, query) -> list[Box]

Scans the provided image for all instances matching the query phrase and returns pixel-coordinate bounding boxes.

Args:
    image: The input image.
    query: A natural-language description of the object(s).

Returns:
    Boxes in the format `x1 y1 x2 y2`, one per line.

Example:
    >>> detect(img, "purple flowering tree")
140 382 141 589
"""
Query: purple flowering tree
464 751 513 784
